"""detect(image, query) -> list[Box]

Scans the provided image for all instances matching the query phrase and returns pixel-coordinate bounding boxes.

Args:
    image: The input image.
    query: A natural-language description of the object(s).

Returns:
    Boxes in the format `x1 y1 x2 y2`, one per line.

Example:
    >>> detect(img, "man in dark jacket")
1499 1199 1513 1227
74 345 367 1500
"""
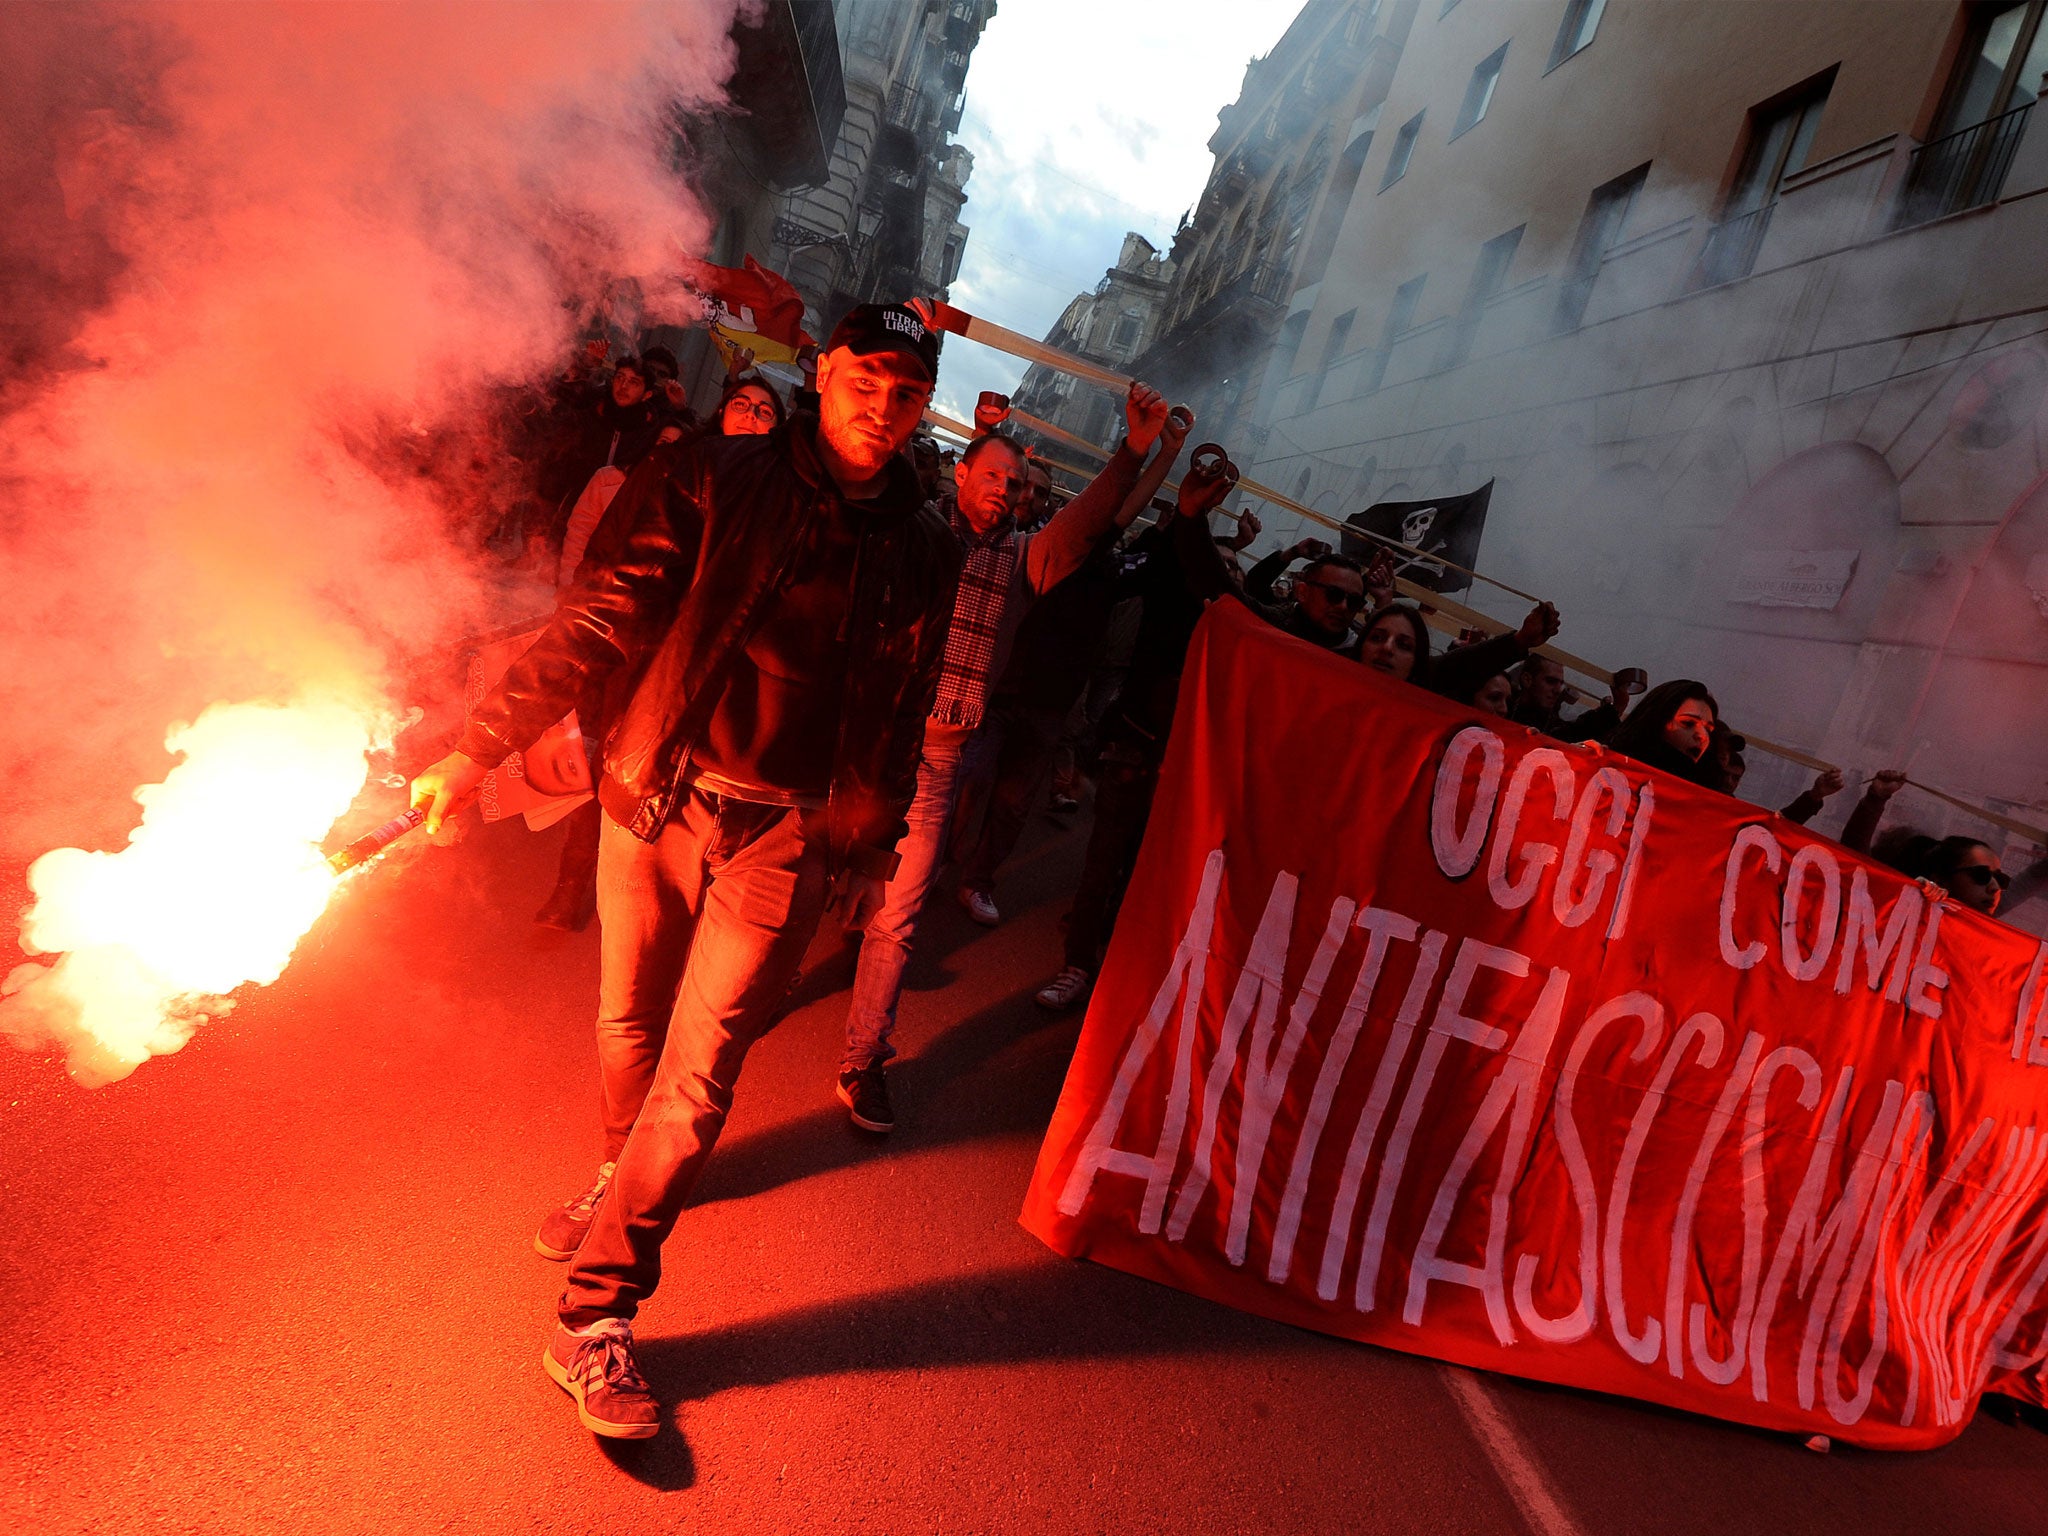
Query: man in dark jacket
536 355 684 539
1034 468 1236 1012
409 303 958 1442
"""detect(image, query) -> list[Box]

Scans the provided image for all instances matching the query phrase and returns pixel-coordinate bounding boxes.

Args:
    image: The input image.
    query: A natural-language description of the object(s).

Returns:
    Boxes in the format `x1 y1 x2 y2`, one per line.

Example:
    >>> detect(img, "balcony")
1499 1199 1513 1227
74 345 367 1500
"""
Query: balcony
1145 260 1292 368
1894 102 2033 229
1691 202 1775 289
886 82 927 132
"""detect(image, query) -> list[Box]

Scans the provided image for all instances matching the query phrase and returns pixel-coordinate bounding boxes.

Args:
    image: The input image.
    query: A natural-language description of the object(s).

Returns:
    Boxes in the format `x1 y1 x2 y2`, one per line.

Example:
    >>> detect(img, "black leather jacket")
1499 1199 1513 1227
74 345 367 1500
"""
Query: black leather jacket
458 421 959 878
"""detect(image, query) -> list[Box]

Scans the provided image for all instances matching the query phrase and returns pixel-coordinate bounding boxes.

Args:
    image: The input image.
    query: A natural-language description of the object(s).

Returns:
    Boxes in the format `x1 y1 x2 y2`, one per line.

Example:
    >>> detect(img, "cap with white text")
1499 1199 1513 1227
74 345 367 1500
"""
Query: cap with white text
825 302 940 383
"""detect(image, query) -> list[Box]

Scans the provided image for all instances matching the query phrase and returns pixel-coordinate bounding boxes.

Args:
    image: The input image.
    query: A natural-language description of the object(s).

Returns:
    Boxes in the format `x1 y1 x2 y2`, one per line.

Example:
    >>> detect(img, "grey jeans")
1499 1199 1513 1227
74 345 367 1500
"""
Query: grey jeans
841 721 992 1072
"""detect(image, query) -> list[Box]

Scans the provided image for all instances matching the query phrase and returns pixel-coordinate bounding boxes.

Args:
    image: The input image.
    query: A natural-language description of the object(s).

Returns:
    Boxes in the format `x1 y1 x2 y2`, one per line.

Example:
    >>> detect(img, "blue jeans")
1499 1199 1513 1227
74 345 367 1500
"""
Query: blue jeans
562 792 830 1325
842 721 989 1072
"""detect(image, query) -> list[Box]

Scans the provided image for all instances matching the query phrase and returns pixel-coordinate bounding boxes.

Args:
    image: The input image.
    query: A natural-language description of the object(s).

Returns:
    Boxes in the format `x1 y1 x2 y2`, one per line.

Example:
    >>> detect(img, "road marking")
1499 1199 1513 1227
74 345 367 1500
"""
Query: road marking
1440 1365 1586 1536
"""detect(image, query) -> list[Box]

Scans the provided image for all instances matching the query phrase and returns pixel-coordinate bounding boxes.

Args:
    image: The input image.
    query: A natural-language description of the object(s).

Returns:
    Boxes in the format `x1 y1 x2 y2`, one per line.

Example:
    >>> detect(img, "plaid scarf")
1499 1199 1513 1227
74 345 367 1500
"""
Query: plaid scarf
931 500 1019 728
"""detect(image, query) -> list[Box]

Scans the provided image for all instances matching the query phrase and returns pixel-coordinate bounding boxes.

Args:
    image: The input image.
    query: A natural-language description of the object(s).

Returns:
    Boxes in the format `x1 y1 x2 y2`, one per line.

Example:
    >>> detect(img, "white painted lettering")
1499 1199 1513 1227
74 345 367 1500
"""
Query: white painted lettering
1718 824 1783 971
1486 749 1574 912
1056 850 1225 1224
1270 907 1419 1286
1514 993 1666 1344
1431 726 1505 879
1779 844 1843 984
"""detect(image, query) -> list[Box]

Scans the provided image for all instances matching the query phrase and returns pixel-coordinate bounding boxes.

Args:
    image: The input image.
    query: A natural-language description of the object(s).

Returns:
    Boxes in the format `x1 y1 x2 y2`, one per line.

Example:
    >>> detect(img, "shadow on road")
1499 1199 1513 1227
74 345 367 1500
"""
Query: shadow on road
688 987 1083 1209
596 1424 698 1490
611 1259 1319 1490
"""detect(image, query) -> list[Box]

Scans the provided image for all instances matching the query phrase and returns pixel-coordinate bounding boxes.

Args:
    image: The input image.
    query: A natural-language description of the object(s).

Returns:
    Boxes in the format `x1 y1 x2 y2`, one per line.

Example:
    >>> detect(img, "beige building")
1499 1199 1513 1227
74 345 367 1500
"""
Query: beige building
1014 233 1176 453
1212 0 2048 874
770 0 997 334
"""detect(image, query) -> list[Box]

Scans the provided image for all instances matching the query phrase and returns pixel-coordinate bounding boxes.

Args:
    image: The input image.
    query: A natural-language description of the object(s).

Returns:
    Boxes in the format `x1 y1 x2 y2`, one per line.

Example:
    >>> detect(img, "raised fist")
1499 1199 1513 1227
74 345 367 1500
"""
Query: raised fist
1125 382 1169 453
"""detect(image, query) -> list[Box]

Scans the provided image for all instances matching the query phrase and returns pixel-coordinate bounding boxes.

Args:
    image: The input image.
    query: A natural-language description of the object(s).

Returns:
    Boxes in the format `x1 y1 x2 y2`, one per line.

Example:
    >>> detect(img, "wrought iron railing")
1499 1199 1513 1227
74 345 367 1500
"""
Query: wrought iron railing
885 82 925 131
1895 101 2034 229
1692 201 1776 288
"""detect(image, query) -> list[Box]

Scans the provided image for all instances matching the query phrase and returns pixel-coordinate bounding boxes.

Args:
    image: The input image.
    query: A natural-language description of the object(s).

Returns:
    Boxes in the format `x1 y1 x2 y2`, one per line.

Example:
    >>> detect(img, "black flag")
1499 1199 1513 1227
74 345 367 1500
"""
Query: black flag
1339 480 1493 596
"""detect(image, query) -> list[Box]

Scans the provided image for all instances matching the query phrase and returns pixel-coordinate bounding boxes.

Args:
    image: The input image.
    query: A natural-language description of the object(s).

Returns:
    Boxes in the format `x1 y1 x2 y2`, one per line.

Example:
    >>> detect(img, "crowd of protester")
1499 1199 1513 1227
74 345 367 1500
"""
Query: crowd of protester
412 301 2033 1441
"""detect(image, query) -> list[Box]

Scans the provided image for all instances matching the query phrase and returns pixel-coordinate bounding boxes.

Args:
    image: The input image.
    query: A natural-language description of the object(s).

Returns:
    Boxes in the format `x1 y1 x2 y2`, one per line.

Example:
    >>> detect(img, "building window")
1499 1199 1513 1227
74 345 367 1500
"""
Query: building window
1275 311 1311 380
1113 309 1142 349
1308 309 1356 409
1380 111 1424 189
1301 115 1376 284
1898 0 2048 226
1452 44 1509 139
1342 2 1378 47
1548 0 1608 68
1442 226 1522 368
1274 131 1332 279
1695 74 1830 287
1554 163 1647 331
1363 273 1427 393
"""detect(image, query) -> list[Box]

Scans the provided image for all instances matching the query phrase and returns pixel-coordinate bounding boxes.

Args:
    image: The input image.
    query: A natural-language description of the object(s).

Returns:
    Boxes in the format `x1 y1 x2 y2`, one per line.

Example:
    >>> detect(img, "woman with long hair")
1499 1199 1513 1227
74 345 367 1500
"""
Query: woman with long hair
1355 602 1432 684
1603 678 1719 786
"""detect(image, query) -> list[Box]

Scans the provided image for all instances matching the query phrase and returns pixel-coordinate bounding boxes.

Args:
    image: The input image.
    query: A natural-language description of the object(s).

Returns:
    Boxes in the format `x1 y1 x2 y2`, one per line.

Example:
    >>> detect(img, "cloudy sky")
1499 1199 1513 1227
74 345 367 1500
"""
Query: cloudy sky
930 1 1297 423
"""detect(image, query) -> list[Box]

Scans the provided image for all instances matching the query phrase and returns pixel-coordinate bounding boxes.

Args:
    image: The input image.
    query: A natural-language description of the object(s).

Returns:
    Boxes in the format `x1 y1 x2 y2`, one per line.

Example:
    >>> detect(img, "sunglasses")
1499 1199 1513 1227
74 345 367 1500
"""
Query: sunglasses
1954 864 2011 891
1298 578 1367 609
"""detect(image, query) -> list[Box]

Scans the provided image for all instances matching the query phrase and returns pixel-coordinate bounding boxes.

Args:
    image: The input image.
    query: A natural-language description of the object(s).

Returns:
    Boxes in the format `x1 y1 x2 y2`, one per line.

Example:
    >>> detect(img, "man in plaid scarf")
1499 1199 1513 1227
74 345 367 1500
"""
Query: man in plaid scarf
838 380 1172 1131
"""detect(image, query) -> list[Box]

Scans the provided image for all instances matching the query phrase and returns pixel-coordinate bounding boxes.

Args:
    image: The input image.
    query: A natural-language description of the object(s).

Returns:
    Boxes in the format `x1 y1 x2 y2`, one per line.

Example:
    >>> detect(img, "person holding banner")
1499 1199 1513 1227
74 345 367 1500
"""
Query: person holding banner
1036 456 1240 1013
953 410 1196 927
1603 678 1721 786
408 301 958 1440
835 380 1174 1132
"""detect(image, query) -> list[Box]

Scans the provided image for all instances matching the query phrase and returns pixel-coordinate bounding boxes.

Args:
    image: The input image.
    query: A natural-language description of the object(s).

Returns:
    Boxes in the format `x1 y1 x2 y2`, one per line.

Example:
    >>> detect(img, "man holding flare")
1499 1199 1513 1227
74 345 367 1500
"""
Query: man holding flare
409 302 958 1440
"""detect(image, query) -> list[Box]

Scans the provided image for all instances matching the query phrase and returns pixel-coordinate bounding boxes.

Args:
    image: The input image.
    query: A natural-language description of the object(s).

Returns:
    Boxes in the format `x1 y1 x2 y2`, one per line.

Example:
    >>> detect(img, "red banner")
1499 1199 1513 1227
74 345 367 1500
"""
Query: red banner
1022 601 2048 1449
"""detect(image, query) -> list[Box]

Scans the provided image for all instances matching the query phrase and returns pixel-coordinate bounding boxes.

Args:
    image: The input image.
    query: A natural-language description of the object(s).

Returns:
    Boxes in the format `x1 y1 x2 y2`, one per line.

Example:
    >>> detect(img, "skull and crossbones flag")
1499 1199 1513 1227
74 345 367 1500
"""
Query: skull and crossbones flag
1339 480 1494 596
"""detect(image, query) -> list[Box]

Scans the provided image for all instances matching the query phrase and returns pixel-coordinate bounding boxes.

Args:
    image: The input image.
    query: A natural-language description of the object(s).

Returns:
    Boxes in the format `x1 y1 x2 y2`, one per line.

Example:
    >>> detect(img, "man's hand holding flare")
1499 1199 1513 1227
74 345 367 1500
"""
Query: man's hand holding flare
410 751 489 834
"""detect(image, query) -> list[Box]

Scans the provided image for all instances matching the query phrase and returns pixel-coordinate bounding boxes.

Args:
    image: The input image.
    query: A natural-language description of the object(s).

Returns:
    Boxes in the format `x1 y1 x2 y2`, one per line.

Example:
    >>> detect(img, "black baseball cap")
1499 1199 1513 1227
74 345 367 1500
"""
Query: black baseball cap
825 302 940 383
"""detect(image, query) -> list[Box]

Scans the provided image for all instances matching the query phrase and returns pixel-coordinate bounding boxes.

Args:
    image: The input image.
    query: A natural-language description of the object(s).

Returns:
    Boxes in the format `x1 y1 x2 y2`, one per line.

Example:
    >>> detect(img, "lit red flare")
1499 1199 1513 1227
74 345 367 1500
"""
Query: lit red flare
2 698 388 1086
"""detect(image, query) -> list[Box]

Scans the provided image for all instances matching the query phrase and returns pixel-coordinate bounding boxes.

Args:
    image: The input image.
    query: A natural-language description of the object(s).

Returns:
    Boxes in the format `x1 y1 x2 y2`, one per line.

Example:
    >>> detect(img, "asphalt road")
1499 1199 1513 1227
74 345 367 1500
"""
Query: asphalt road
5 805 2047 1536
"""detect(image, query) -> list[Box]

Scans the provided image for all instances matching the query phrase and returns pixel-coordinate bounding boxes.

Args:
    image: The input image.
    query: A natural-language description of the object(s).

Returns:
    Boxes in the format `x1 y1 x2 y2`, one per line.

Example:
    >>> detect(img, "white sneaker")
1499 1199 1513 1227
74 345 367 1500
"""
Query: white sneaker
1035 966 1093 1010
958 887 1001 926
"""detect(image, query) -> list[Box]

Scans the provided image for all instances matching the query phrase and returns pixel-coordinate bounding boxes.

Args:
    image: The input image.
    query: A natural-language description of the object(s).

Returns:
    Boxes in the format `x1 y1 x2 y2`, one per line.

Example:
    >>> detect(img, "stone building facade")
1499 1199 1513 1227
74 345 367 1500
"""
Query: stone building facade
1129 0 1418 448
661 0 848 405
769 0 997 336
1190 0 2048 879
1012 233 1176 453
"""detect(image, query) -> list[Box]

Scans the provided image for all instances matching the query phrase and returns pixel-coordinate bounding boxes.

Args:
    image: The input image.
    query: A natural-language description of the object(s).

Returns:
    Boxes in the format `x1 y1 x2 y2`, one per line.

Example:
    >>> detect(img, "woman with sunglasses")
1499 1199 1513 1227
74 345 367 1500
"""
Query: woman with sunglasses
1875 831 2010 917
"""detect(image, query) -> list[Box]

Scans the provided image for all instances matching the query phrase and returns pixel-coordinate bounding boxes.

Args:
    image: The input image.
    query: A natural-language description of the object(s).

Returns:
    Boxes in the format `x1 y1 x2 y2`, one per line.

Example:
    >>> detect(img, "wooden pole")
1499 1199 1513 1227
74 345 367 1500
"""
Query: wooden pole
929 300 1545 603
920 305 2044 843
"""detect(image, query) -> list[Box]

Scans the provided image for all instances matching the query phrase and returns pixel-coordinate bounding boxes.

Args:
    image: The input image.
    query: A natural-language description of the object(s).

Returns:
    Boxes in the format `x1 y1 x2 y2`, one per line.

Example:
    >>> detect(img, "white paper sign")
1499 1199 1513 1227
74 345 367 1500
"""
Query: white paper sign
1729 548 1858 609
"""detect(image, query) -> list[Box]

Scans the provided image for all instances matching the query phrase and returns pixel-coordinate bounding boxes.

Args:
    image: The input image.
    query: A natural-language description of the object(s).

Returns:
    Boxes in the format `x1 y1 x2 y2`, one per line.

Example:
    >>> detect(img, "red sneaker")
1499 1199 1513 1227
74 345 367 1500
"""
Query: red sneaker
544 1318 660 1439
533 1161 615 1261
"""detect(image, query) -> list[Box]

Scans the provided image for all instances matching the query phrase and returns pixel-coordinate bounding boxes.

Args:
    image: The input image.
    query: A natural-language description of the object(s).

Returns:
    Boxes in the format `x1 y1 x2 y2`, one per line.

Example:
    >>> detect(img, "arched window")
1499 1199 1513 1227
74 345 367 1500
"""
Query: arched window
1253 181 1285 265
1221 207 1254 278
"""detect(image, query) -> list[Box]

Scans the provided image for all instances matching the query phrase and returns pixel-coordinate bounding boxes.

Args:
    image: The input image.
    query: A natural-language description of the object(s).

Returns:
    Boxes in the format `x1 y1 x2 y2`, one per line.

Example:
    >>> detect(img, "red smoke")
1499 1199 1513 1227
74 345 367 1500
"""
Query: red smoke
0 0 738 1076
